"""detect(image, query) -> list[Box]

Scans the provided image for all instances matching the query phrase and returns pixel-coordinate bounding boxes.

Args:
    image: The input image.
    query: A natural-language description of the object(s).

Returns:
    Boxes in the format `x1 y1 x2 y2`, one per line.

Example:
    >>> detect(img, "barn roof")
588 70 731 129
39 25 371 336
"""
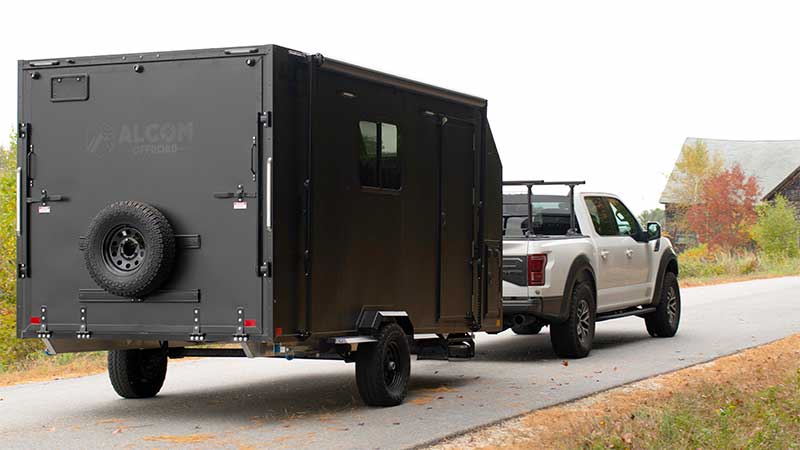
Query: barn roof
660 137 800 204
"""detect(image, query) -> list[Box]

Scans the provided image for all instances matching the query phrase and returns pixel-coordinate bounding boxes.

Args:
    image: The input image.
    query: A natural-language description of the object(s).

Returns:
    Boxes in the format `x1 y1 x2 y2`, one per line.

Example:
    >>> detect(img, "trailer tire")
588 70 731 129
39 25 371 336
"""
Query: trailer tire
84 201 175 298
355 323 410 406
550 279 595 358
645 271 681 337
107 348 168 399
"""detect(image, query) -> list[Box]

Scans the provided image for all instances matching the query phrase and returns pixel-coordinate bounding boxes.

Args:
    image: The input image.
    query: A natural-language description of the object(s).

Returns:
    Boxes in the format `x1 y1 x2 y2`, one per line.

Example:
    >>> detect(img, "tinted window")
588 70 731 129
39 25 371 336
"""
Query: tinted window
584 197 619 236
358 122 378 187
607 198 641 237
358 121 400 189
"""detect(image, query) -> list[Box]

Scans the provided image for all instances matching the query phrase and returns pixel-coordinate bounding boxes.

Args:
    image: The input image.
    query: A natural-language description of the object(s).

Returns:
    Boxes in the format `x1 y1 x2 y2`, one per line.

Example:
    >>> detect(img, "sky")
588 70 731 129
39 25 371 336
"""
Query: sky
3 0 800 215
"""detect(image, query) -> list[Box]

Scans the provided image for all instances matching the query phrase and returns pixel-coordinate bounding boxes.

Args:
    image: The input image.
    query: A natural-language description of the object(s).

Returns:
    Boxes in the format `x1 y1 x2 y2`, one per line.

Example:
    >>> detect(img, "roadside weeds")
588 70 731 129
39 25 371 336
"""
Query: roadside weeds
429 333 800 450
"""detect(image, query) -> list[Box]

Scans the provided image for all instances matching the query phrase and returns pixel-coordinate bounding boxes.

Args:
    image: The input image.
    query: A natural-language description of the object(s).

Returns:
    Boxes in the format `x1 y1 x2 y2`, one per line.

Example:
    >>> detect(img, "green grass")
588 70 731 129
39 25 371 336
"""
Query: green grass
679 248 800 286
580 369 800 450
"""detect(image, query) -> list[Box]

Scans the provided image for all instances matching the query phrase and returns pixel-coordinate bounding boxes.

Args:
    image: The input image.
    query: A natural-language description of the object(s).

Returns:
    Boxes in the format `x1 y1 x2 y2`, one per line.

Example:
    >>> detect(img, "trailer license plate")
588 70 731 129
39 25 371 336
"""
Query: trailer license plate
38 205 51 214
233 201 247 210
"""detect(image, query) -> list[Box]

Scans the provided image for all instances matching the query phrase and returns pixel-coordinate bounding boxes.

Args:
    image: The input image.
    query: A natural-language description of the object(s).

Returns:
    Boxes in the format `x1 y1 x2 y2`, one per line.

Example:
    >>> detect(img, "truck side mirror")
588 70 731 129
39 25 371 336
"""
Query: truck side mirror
647 221 662 251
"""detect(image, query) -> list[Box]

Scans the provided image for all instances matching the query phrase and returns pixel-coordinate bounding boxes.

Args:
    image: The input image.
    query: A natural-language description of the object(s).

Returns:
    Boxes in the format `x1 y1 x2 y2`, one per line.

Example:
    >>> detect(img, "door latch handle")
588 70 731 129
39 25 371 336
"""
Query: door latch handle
625 249 633 258
600 250 610 259
26 189 66 206
249 136 257 182
214 184 256 202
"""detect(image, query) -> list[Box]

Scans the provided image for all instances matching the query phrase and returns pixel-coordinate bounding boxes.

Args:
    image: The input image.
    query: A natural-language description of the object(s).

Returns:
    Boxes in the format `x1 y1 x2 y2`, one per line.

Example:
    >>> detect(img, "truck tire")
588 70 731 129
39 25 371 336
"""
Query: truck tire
107 348 168 399
550 280 595 358
512 323 544 335
645 271 681 337
355 323 411 406
84 201 175 298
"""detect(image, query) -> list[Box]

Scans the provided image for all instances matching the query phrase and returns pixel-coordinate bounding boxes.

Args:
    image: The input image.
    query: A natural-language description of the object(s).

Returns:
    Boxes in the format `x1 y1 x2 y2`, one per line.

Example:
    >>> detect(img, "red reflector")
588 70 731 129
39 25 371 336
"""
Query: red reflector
244 319 256 327
275 327 283 337
30 316 41 325
528 254 547 286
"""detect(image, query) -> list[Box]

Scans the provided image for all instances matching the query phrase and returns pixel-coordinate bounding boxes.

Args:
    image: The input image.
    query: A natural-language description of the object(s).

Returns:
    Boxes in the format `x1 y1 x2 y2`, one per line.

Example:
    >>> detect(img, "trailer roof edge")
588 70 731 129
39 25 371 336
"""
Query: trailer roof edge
319 57 488 109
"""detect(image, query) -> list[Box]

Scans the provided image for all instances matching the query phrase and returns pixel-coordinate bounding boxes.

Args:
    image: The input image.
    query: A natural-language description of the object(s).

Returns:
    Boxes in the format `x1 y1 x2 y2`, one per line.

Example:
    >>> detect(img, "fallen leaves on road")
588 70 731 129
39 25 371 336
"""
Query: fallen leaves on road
561 360 569 367
142 433 216 444
430 333 800 449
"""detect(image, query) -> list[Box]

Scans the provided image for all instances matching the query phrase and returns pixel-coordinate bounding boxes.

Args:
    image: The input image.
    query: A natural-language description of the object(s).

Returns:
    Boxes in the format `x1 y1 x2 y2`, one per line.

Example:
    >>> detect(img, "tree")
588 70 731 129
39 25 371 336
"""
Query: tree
638 208 665 225
686 164 758 251
665 140 725 204
751 195 800 258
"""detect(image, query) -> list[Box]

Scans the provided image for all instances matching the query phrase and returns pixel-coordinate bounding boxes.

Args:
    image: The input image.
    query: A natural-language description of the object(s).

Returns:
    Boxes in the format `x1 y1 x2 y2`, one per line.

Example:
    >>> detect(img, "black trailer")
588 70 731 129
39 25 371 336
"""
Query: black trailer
15 45 503 405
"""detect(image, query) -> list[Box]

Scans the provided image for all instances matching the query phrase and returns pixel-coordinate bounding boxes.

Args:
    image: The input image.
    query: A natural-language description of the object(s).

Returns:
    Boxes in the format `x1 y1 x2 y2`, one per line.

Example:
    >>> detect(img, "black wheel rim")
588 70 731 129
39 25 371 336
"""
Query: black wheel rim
576 299 591 342
383 341 403 389
102 225 146 274
666 286 678 325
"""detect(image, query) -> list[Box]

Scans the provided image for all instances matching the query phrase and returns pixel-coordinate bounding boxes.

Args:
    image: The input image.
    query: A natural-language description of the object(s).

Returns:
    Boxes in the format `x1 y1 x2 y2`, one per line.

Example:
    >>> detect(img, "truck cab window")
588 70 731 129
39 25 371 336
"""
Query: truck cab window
358 121 400 190
584 196 619 236
607 198 641 237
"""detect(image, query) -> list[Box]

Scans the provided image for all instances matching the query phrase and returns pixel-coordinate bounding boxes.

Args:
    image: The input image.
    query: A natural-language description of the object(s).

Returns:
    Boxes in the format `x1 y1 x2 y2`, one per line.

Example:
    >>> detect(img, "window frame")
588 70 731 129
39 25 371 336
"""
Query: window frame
358 120 401 192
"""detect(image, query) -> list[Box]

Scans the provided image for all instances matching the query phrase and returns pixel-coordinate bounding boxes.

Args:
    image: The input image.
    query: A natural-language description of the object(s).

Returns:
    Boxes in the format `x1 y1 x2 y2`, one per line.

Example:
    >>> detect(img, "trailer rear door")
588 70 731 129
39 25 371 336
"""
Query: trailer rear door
18 55 266 339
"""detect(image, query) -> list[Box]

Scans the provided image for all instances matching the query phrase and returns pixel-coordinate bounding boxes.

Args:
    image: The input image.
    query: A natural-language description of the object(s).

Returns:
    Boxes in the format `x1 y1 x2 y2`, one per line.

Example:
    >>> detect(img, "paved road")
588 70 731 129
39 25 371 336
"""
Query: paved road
1 277 799 449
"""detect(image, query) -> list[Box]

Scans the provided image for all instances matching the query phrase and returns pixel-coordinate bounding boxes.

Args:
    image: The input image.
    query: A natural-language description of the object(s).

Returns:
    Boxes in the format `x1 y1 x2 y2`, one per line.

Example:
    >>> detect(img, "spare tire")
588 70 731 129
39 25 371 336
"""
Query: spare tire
84 201 175 298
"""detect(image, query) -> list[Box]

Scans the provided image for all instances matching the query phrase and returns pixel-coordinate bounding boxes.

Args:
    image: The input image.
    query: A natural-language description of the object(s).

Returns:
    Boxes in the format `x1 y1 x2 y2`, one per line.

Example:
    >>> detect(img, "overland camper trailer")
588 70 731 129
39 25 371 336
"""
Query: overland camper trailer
16 45 503 406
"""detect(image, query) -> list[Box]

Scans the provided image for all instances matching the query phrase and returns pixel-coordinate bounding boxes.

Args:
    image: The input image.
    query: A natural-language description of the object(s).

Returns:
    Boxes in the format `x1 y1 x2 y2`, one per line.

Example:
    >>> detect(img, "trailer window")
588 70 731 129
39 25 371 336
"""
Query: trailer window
358 121 400 190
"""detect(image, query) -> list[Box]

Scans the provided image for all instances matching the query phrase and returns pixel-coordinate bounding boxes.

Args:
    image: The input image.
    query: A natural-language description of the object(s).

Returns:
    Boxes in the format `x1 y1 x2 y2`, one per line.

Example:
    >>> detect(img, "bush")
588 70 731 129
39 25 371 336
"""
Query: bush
678 245 760 279
751 195 800 259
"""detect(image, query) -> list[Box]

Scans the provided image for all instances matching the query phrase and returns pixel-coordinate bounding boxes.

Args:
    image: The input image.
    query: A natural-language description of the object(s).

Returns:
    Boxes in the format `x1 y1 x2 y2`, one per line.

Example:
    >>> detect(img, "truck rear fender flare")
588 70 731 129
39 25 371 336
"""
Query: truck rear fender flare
556 255 596 323
356 310 414 337
650 249 678 306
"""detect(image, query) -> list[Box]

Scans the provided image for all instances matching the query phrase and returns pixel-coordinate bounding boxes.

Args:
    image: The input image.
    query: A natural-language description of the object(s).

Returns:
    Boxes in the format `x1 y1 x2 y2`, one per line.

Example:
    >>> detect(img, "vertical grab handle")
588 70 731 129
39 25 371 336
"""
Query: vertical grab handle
16 166 22 236
266 157 273 231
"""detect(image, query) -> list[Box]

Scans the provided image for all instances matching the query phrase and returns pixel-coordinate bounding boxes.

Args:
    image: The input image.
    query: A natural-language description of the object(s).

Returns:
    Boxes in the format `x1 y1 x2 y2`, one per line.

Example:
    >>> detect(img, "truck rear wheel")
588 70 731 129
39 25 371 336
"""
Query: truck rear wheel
355 323 410 406
108 348 168 399
645 271 681 337
550 279 595 358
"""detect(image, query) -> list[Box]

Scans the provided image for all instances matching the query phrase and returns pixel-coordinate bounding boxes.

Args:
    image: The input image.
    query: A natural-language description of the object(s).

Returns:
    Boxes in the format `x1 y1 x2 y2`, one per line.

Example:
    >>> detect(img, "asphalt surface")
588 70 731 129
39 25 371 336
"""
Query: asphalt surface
1 276 799 449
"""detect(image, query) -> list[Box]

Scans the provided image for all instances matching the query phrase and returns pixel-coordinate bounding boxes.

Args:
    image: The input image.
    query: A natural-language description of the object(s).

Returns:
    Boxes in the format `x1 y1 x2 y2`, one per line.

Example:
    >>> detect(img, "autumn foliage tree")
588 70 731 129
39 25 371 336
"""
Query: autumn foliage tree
686 164 759 250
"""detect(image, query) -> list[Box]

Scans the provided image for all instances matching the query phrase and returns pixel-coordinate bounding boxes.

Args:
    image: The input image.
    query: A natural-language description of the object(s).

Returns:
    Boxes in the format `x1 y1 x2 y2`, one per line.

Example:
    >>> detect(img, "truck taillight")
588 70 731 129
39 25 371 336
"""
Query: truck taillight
528 254 547 286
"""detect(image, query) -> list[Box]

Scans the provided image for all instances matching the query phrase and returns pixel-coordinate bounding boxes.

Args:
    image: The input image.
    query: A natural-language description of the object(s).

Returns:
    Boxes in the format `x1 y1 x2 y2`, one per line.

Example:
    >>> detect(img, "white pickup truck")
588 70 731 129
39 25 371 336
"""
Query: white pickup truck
501 181 680 358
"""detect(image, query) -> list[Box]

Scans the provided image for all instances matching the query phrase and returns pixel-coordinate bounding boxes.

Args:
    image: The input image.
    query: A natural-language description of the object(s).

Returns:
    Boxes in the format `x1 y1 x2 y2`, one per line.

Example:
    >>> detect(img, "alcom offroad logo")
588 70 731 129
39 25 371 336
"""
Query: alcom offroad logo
87 122 194 155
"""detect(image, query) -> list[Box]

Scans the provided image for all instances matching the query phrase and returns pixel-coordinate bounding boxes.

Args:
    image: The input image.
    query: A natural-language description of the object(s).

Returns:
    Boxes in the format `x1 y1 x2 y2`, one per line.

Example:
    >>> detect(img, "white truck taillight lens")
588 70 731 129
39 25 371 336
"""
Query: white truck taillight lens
528 254 547 286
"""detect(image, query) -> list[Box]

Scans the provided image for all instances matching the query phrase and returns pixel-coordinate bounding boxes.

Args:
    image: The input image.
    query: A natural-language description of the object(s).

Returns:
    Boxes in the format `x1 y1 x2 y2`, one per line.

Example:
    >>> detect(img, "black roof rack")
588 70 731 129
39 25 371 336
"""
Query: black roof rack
502 180 586 237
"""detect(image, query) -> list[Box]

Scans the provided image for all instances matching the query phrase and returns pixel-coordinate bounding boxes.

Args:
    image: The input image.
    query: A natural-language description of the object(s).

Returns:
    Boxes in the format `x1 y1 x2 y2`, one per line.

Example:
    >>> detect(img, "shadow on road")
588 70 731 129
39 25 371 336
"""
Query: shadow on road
473 329 652 362
84 371 475 426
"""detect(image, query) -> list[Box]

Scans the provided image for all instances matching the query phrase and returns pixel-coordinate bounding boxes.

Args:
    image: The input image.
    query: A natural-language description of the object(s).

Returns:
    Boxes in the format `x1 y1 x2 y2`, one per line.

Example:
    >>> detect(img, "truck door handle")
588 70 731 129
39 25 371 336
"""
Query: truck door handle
625 249 633 258
600 250 609 259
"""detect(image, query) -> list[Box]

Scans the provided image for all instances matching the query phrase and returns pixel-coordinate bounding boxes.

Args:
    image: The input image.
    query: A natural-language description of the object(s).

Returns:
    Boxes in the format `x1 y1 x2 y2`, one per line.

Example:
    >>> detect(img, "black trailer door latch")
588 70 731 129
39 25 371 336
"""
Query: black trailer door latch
213 184 256 202
26 189 67 206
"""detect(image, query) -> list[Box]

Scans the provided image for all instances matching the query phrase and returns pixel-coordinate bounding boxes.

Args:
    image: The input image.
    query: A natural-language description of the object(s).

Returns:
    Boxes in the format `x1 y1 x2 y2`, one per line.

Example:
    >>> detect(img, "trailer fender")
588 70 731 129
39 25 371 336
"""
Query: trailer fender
356 310 414 337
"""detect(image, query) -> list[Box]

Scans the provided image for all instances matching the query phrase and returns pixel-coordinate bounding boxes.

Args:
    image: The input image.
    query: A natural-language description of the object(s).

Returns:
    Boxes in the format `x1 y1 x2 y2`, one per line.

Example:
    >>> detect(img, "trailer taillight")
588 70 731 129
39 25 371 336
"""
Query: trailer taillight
30 316 41 325
528 254 547 286
244 319 256 327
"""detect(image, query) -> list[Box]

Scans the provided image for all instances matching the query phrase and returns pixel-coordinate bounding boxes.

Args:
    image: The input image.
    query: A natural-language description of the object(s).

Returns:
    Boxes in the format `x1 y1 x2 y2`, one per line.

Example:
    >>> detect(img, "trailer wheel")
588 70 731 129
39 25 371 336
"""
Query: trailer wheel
645 271 681 337
550 279 595 358
355 323 411 406
84 201 175 298
107 348 168 399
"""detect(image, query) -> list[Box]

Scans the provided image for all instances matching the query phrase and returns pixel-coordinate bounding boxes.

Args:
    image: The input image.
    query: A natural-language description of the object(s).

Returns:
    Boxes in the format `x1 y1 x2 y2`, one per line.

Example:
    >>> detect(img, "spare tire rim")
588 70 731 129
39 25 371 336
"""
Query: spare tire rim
666 286 678 325
103 225 146 274
576 299 591 342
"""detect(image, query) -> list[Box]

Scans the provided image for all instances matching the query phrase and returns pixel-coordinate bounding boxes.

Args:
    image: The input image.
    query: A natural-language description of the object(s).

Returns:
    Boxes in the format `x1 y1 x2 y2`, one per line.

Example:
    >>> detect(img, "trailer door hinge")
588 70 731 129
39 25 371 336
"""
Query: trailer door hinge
17 263 27 278
259 111 272 128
